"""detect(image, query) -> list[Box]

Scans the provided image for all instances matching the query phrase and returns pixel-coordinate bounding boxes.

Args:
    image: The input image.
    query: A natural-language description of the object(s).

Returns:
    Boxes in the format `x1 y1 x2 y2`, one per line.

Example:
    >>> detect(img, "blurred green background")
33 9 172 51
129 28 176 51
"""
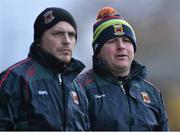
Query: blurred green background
1 0 180 130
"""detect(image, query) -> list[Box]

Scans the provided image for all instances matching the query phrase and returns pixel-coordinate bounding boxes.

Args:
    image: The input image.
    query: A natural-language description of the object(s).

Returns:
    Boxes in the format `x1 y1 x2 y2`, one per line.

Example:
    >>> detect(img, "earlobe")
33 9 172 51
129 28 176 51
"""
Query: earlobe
37 43 40 47
34 39 41 47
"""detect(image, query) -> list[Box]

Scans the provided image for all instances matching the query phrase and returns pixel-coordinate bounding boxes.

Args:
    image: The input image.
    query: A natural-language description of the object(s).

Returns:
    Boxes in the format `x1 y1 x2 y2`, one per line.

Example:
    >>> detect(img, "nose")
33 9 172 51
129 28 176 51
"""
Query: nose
62 33 70 44
116 37 125 50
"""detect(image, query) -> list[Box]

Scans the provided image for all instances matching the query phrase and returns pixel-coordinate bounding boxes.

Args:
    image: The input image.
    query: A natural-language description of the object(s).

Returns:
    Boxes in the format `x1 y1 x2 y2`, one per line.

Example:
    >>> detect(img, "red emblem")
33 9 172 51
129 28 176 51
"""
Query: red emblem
140 92 151 103
43 10 54 24
113 23 124 36
70 91 79 104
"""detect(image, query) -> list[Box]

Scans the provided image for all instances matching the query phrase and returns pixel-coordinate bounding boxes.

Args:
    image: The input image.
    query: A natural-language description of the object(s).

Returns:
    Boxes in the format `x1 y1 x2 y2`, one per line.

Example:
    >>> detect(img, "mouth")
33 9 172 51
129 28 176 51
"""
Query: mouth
116 54 127 57
58 48 72 54
115 54 128 59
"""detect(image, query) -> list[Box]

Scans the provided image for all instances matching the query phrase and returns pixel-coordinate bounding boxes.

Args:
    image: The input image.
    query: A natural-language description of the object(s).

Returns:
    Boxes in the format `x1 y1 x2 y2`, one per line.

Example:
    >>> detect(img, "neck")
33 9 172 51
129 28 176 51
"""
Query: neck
29 44 67 73
110 67 130 77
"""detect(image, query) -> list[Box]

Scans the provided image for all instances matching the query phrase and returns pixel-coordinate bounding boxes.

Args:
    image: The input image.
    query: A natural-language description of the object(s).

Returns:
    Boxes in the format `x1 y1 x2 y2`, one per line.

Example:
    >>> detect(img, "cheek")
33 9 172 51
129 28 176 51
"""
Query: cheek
100 48 114 61
71 42 76 49
106 49 115 60
41 39 57 53
127 47 135 60
102 46 114 55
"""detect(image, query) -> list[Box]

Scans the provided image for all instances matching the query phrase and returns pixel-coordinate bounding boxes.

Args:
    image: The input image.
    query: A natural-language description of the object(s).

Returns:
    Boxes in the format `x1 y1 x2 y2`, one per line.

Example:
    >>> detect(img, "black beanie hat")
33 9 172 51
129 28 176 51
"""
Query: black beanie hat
92 7 136 55
33 7 77 43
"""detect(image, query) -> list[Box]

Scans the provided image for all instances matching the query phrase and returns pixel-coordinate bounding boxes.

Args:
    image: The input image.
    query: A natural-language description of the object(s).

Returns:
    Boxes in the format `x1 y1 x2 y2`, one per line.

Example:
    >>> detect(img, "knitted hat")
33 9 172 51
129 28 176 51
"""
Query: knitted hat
92 7 136 55
33 7 77 43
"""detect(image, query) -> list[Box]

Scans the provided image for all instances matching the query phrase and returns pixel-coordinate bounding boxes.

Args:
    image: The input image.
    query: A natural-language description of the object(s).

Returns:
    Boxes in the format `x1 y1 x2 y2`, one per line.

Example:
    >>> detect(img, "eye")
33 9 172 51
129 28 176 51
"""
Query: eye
68 32 76 38
122 37 131 43
52 31 64 36
106 38 115 44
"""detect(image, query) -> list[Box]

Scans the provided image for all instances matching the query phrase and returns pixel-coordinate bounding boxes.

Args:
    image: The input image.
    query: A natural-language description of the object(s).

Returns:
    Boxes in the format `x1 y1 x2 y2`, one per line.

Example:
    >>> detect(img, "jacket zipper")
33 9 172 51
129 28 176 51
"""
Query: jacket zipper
119 81 126 94
58 73 66 129
58 74 62 85
119 82 133 130
121 84 126 94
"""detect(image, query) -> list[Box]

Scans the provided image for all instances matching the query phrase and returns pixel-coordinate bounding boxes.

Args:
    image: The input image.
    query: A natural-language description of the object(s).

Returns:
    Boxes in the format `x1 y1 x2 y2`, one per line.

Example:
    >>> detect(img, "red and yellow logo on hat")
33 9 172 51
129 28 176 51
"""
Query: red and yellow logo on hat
113 23 124 36
43 10 54 24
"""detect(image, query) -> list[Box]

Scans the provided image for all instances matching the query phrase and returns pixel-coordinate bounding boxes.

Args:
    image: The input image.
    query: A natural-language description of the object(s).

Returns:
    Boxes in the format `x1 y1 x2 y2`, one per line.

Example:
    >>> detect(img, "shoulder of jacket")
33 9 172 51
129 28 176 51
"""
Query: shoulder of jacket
0 58 33 87
7 58 32 72
142 79 160 93
75 69 95 88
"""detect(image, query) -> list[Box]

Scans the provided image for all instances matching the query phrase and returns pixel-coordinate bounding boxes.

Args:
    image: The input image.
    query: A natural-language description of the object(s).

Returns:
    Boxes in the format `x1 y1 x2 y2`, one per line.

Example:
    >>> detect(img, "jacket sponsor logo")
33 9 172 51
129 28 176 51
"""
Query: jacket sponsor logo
70 91 79 104
95 94 106 99
38 90 48 95
140 92 151 103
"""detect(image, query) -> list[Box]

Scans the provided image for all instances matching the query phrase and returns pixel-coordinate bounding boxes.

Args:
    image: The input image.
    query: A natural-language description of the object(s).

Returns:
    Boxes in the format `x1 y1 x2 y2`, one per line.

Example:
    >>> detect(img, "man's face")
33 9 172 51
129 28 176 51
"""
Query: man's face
40 21 76 64
97 36 134 76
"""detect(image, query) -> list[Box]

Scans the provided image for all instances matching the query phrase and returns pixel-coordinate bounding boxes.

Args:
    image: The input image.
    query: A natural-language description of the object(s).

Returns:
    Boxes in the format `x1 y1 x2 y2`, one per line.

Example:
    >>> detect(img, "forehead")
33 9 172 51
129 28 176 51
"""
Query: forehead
49 21 76 32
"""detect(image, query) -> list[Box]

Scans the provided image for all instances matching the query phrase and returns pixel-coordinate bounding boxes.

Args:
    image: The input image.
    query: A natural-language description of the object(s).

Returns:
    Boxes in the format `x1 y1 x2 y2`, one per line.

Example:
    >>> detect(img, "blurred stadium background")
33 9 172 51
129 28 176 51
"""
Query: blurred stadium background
1 0 180 130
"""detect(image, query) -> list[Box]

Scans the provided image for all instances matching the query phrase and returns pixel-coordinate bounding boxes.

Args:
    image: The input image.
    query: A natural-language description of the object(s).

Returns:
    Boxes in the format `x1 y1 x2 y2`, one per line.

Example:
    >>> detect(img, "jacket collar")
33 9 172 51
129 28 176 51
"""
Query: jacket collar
28 43 85 75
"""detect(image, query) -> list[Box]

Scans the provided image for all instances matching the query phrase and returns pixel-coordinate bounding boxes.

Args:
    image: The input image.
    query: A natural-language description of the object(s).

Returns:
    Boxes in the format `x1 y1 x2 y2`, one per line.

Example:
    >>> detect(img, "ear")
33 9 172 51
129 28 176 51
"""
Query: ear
96 53 101 60
37 43 40 47
34 38 41 47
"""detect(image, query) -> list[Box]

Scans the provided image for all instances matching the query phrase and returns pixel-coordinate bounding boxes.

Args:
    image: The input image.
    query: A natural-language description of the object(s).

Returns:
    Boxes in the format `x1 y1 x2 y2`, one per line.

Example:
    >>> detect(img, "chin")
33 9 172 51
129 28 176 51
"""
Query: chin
59 57 71 64
55 54 70 61
64 59 71 64
115 63 129 69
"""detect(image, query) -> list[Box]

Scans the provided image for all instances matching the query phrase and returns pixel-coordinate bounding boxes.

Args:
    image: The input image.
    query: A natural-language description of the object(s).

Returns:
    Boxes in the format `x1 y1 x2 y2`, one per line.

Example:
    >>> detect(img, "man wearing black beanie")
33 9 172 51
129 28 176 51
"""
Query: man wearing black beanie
0 7 89 130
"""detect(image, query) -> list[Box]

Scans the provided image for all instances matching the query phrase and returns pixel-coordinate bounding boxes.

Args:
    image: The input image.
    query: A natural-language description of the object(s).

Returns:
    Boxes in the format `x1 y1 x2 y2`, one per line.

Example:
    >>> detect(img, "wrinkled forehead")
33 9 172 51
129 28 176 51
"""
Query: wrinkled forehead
47 21 76 33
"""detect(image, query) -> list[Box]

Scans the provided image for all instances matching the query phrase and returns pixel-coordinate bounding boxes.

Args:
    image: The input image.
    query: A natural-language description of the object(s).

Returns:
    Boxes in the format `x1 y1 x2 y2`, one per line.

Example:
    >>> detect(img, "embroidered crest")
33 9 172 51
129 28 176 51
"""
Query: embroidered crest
113 23 124 36
43 10 54 24
140 92 151 103
70 91 79 104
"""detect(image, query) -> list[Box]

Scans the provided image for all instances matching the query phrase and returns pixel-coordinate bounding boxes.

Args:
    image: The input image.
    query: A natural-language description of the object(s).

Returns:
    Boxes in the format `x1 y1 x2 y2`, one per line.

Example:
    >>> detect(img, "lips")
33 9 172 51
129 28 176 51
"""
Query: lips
57 48 72 54
116 54 126 57
115 54 127 57
63 49 71 52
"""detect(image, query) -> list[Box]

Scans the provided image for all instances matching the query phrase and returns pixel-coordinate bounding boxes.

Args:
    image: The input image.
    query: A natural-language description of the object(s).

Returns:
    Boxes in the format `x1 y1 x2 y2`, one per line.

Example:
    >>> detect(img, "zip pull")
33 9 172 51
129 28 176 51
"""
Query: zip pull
118 81 126 94
58 74 62 85
121 84 126 94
